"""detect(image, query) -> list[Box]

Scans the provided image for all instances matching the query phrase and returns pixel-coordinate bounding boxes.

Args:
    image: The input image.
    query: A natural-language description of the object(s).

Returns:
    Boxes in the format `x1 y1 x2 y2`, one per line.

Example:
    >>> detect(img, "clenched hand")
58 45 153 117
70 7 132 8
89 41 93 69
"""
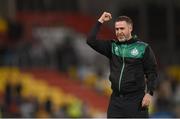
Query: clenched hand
98 12 112 24
142 93 152 107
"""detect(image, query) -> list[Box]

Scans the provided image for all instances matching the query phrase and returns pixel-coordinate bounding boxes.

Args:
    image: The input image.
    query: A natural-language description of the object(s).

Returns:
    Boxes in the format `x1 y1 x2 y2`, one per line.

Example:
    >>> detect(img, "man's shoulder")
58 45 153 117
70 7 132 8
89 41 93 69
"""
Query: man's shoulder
136 40 149 47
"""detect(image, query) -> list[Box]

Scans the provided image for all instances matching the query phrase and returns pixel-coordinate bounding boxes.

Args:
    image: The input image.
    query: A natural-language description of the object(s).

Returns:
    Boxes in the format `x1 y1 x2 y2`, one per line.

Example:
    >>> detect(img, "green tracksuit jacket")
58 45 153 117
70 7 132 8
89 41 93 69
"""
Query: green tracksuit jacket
87 21 158 95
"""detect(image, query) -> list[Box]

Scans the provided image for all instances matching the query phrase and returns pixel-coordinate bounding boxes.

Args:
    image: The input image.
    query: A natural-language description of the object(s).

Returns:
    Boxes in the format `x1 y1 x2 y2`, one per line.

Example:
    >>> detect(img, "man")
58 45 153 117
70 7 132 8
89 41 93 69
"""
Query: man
87 12 158 118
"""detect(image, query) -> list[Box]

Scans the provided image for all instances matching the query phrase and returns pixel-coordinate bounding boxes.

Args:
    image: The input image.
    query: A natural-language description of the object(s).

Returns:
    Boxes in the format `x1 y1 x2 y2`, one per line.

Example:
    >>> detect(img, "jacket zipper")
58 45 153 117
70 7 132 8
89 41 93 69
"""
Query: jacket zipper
119 45 126 92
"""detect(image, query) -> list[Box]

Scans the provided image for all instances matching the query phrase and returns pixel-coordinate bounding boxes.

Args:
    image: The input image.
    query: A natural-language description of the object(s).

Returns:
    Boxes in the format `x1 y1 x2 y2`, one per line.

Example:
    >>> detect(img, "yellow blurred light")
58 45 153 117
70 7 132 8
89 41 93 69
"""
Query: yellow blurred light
0 18 8 33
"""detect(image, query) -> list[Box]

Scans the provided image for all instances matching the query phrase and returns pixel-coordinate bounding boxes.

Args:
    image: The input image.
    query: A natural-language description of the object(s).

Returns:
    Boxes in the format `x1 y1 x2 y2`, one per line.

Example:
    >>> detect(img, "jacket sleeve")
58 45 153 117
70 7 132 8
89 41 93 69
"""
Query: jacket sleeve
143 45 158 96
86 21 111 58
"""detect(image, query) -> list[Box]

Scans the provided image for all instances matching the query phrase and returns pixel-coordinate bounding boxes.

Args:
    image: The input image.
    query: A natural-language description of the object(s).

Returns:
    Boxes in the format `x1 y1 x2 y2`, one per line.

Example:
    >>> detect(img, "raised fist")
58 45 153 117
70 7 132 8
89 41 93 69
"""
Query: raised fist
98 12 112 23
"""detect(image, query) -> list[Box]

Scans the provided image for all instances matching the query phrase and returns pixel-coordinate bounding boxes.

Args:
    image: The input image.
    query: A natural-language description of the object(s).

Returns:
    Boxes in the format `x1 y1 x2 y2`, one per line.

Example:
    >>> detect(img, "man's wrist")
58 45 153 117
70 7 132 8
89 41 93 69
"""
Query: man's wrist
98 18 104 24
147 90 154 96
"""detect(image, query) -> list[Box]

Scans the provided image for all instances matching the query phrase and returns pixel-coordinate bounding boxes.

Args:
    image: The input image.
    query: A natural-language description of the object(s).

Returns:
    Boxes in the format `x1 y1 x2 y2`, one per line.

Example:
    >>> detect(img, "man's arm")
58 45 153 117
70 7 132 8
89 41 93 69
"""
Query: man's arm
86 12 112 58
143 46 158 95
142 45 158 107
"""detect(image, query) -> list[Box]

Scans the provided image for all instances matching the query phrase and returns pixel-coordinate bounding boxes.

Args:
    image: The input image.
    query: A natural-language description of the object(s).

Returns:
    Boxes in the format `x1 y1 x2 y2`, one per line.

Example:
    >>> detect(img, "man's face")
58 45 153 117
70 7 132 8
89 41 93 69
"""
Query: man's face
115 21 132 42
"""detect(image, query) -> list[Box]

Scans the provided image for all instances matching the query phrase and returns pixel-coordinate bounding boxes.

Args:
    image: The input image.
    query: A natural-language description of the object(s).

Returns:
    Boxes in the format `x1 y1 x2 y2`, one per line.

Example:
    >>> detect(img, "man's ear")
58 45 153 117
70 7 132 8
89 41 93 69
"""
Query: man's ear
129 25 133 32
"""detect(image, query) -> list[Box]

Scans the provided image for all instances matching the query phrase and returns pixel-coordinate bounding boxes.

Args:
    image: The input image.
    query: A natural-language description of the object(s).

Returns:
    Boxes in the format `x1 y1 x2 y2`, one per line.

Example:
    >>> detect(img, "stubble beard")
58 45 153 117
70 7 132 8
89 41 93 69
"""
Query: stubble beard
118 36 126 42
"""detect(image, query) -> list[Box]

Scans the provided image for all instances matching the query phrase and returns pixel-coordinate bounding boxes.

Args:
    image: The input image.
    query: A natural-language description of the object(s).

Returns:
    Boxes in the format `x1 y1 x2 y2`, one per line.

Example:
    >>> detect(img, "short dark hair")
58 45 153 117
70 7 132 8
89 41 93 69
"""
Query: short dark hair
115 16 133 27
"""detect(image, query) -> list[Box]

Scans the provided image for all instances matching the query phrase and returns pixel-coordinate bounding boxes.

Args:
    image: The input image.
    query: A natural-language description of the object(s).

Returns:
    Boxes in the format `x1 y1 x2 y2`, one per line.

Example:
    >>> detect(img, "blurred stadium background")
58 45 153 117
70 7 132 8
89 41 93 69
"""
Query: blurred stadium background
0 0 180 118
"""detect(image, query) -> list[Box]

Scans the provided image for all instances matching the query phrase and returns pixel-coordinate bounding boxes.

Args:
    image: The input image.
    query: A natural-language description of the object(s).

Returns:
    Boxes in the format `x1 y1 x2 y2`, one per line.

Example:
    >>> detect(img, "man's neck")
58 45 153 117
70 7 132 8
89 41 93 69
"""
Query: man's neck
127 35 132 41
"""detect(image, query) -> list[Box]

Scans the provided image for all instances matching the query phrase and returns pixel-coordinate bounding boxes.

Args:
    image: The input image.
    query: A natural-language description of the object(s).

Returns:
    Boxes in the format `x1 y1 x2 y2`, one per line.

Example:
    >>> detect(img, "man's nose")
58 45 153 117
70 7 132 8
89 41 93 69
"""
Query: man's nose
119 32 124 35
117 30 122 34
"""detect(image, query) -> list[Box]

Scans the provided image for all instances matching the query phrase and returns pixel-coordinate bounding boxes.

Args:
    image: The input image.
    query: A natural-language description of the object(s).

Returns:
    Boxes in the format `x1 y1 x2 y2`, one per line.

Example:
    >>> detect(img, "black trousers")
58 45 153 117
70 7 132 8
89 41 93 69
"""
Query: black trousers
107 91 149 118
